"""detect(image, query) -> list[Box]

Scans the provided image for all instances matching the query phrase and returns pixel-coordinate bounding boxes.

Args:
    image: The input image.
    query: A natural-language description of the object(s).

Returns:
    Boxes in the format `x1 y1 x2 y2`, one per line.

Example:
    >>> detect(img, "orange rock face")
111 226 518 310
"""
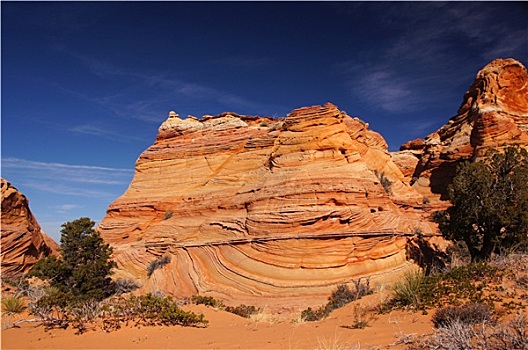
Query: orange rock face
99 103 430 308
1 178 59 277
402 58 528 200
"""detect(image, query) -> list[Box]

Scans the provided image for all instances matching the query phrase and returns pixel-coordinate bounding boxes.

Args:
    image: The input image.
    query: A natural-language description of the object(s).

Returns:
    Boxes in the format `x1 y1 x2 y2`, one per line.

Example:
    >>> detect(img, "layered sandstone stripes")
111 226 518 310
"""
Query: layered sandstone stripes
398 58 528 200
98 103 430 307
1 178 59 277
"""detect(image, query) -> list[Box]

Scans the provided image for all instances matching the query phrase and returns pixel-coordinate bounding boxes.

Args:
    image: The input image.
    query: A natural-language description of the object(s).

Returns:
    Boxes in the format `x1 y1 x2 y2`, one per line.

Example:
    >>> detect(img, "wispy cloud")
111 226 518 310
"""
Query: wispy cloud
2 158 133 198
63 50 280 119
348 70 414 112
52 204 84 214
339 2 526 114
69 124 144 142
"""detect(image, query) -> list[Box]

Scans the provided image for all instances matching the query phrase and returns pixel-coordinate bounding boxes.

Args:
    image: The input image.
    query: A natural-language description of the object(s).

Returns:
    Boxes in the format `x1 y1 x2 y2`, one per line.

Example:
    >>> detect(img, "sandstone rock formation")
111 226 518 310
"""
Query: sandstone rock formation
396 58 528 200
1 178 59 277
99 103 432 309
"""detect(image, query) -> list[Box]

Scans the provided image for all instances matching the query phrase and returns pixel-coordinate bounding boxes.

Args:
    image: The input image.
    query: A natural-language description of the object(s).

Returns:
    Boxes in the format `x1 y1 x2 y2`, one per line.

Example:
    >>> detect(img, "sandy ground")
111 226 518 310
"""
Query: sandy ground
1 295 434 350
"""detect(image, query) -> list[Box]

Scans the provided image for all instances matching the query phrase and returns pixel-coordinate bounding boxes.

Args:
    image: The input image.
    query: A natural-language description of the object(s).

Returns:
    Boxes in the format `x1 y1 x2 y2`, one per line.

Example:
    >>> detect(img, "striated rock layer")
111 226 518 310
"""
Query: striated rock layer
397 58 528 200
1 178 59 277
99 103 432 309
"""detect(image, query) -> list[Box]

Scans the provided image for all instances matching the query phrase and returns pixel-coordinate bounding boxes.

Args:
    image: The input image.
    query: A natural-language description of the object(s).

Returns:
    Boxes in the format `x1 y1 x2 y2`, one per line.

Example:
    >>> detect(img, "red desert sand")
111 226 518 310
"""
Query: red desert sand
1 298 434 349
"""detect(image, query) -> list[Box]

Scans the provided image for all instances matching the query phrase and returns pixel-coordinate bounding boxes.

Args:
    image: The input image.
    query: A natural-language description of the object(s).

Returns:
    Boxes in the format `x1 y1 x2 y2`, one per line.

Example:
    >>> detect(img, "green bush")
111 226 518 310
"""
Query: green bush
301 280 373 322
191 295 224 308
388 262 500 311
300 306 329 322
391 270 428 309
225 304 260 318
327 284 356 310
103 293 208 330
1 295 26 315
147 255 171 277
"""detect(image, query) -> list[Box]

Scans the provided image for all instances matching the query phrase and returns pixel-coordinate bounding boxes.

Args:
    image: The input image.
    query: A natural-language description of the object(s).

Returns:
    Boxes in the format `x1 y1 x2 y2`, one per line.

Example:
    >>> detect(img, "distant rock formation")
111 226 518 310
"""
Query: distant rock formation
1 178 59 277
98 103 432 309
396 58 528 200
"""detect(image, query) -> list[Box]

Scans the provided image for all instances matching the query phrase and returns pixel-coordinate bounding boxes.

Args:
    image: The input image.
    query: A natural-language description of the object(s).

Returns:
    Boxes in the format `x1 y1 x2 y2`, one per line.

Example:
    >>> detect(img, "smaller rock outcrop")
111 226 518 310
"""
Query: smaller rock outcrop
401 58 528 200
1 178 59 277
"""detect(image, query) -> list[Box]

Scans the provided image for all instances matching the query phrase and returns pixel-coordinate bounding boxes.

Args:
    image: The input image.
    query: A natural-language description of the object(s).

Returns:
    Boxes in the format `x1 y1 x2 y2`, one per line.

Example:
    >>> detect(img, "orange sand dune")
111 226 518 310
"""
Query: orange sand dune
1 298 433 350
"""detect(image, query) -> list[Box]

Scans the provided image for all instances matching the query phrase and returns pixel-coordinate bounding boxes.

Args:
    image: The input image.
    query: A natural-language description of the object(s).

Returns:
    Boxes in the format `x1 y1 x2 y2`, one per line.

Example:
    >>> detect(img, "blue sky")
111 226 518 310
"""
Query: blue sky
2 2 527 243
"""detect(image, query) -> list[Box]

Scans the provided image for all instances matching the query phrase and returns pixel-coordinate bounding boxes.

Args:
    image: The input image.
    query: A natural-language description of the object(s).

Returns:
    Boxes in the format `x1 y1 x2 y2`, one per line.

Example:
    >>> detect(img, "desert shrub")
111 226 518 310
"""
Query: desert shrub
444 261 497 281
67 299 101 334
2 277 46 302
133 293 207 327
102 293 208 330
25 286 71 329
147 255 171 277
352 277 373 299
225 304 260 318
327 284 356 310
163 210 173 220
112 278 140 295
490 311 528 350
389 262 500 311
2 277 29 296
490 253 528 289
301 280 373 322
432 303 493 328
409 311 528 350
374 170 393 195
300 306 329 322
391 270 429 309
1 295 26 315
191 295 224 308
417 319 477 350
36 286 72 308
349 304 372 329
26 292 208 333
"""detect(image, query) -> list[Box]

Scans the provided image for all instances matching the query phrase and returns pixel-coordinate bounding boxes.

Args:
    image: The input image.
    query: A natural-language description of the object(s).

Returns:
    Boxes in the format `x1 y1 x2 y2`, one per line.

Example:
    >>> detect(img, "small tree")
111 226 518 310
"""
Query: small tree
29 217 116 301
434 146 528 261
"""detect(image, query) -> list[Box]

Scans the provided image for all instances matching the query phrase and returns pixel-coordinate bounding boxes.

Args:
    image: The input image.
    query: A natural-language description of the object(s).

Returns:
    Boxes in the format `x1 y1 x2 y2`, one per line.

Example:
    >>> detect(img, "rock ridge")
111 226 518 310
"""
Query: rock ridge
1 178 59 277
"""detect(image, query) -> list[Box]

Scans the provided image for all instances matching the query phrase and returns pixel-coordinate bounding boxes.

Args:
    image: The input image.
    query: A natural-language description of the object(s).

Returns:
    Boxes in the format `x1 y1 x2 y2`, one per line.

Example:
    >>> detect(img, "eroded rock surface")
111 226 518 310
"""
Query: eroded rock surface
99 103 431 309
399 58 528 200
1 178 59 277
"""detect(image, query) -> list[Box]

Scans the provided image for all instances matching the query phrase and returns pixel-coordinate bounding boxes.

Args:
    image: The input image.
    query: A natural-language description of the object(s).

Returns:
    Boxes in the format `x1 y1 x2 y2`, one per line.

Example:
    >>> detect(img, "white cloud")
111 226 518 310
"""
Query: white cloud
352 70 414 112
64 52 279 119
55 204 80 211
340 2 526 114
70 124 144 142
52 204 84 214
2 158 133 198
